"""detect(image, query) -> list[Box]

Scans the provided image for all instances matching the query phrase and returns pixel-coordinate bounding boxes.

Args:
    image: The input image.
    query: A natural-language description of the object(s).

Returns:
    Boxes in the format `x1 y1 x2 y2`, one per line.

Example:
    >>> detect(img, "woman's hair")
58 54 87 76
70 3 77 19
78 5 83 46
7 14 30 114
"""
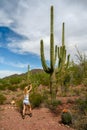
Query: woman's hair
24 86 29 95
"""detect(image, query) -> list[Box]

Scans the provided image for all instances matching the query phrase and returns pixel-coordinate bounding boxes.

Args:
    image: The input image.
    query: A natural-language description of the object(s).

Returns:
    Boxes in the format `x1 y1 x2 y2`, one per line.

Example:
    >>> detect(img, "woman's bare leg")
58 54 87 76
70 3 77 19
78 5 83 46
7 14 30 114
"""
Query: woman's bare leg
28 105 32 117
22 104 26 117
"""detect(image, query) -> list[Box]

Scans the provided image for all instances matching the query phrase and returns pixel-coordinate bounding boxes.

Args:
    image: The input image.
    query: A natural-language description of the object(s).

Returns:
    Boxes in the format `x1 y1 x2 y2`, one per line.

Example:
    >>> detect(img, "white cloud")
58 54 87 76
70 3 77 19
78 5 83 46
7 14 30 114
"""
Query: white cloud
0 0 87 67
0 10 13 26
0 56 28 68
0 70 22 78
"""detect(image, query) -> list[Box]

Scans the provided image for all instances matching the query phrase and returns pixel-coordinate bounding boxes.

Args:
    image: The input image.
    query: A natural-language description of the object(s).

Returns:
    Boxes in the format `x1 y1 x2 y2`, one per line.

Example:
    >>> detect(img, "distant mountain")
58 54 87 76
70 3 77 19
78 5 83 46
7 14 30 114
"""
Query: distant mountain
0 26 28 46
2 69 44 80
31 69 44 74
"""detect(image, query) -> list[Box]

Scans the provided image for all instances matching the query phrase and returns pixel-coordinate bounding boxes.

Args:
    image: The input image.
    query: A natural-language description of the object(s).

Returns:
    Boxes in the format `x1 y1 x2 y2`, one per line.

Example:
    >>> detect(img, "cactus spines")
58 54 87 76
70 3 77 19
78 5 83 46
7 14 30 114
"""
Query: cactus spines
40 6 57 100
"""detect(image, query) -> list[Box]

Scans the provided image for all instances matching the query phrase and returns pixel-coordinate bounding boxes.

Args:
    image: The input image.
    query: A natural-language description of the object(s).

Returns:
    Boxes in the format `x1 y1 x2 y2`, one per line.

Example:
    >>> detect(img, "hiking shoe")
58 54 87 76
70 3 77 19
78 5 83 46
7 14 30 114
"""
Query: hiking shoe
29 113 32 117
22 115 25 119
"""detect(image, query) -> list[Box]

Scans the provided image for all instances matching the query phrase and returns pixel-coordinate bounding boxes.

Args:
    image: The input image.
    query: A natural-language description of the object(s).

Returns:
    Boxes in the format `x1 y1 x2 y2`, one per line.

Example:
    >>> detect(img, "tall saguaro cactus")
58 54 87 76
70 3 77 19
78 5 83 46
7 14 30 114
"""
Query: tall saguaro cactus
57 23 70 92
58 23 70 72
40 6 57 100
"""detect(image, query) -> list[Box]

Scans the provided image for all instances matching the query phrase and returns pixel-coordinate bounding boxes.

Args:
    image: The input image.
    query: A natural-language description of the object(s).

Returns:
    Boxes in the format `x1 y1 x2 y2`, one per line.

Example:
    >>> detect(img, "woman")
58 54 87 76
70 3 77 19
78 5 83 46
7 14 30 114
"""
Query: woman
22 84 32 119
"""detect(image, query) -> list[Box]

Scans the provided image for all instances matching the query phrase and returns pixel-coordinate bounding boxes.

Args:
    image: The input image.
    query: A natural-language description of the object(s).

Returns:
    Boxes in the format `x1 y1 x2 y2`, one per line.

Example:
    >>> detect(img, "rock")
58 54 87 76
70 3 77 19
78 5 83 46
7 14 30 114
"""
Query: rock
11 100 15 105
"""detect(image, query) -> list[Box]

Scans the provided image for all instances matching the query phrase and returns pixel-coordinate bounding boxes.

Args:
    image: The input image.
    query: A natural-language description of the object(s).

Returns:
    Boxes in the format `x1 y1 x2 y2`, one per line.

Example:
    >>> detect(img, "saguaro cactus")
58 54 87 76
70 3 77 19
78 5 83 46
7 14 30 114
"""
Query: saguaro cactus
40 6 57 101
58 23 70 71
27 64 31 83
57 23 70 92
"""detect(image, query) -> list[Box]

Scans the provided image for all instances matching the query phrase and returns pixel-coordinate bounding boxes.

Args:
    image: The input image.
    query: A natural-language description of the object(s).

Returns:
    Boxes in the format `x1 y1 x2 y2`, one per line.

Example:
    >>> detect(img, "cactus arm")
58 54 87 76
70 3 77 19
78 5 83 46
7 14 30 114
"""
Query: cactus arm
55 45 57 63
66 54 70 69
40 40 51 73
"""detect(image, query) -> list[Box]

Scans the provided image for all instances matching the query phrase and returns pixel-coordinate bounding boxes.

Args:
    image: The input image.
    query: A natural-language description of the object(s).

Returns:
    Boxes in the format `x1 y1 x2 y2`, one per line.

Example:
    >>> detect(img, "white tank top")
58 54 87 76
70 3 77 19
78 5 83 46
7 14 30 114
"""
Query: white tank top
24 94 29 100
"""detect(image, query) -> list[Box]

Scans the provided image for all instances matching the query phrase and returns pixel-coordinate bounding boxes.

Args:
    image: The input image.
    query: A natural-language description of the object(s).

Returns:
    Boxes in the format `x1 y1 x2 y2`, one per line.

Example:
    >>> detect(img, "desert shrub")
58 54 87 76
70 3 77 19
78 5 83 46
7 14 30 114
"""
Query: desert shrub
51 100 62 107
0 81 10 90
7 85 17 91
67 99 74 104
73 115 87 130
30 72 49 87
0 84 7 90
19 82 28 90
69 64 83 85
42 89 50 100
70 49 87 86
61 109 72 125
0 93 6 104
16 99 23 113
46 99 62 111
30 93 43 108
9 76 22 84
75 97 87 114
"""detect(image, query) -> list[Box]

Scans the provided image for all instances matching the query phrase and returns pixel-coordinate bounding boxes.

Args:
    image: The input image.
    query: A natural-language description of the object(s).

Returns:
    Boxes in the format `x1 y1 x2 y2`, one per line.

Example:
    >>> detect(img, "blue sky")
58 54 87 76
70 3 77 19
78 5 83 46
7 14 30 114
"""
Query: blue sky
0 0 87 78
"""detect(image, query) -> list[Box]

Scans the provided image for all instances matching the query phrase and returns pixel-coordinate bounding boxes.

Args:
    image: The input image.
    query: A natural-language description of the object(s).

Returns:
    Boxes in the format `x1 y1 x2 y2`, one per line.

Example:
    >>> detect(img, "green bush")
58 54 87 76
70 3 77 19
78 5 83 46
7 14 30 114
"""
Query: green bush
45 99 62 110
75 97 87 114
30 72 49 87
61 110 72 125
7 85 17 91
51 100 62 107
16 99 23 113
9 76 22 84
73 116 87 130
0 84 7 90
30 93 43 108
20 83 28 90
0 93 6 104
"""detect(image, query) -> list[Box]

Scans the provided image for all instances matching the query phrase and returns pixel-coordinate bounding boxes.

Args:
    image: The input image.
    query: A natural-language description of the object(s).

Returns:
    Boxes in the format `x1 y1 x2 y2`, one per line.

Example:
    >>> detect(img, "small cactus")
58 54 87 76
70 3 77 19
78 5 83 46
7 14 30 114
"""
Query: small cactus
61 109 72 125
27 65 31 83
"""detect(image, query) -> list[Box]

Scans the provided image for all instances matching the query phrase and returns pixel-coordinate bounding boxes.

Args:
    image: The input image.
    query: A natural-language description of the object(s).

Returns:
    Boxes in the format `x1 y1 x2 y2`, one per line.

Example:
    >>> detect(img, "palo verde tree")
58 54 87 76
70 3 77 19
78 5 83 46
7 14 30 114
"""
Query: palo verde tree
40 6 57 102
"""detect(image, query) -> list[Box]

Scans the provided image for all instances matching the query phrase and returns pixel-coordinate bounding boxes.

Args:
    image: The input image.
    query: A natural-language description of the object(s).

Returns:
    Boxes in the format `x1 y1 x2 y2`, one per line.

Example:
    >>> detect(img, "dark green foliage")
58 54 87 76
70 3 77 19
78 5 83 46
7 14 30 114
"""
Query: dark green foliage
69 64 83 85
51 100 62 107
20 83 28 90
0 84 7 90
0 93 6 104
16 99 23 113
7 85 18 91
30 93 43 108
29 72 49 88
69 49 87 86
61 111 72 125
0 79 9 90
75 97 87 114
0 70 49 92
45 99 62 110
72 94 87 130
72 114 87 130
9 76 22 84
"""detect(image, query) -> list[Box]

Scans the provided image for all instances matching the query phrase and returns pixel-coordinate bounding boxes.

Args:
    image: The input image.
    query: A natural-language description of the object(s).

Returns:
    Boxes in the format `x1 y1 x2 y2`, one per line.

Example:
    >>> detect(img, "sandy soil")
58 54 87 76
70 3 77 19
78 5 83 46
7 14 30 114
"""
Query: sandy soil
0 104 75 130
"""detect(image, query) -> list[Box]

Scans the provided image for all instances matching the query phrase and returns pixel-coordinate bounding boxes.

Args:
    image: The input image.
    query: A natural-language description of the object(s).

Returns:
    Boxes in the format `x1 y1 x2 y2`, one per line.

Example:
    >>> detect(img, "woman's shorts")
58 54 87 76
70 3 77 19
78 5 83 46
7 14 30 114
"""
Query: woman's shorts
23 99 30 105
